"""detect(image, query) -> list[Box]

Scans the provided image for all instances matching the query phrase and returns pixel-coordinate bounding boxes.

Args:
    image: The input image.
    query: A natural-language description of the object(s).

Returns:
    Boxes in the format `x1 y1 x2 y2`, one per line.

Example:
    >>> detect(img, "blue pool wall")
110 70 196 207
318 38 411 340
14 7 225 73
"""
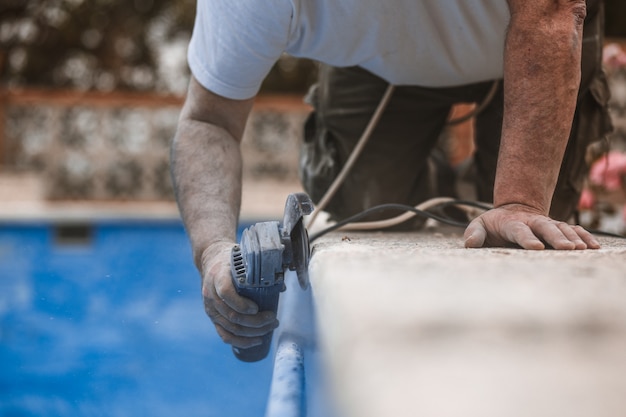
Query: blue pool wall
0 219 278 417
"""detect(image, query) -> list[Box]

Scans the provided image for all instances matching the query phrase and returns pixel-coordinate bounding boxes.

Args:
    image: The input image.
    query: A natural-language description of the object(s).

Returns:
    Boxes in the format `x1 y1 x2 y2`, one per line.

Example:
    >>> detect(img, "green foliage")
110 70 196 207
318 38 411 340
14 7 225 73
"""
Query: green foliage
0 0 196 91
0 0 317 94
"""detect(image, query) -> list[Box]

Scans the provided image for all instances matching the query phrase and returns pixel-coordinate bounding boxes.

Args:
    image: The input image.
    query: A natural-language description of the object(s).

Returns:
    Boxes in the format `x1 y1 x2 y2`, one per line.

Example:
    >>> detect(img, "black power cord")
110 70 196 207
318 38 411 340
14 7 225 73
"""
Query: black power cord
309 202 472 243
308 200 626 243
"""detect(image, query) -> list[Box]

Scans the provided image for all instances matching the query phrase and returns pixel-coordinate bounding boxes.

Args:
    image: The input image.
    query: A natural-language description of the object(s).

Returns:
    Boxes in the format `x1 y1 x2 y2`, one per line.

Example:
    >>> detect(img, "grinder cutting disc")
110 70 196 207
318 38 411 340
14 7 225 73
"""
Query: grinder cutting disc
281 192 313 290
290 217 310 290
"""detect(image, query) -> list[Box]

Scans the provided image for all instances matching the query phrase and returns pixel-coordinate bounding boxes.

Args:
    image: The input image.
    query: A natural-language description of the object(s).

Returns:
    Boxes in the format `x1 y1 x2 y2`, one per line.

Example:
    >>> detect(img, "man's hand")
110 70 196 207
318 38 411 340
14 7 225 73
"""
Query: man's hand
464 204 600 250
200 241 279 349
487 0 588 249
171 78 262 346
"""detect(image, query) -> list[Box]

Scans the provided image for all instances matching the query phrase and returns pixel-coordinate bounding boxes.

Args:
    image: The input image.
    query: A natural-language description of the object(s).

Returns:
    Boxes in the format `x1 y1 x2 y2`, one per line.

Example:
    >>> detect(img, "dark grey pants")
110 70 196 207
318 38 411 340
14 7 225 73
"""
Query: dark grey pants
299 1 612 224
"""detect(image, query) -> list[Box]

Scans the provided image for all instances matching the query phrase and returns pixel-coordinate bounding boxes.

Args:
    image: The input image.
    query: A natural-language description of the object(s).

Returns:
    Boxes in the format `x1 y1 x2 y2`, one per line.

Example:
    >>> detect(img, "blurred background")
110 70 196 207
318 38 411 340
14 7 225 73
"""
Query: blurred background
0 1 625 417
0 0 318 215
0 0 625 221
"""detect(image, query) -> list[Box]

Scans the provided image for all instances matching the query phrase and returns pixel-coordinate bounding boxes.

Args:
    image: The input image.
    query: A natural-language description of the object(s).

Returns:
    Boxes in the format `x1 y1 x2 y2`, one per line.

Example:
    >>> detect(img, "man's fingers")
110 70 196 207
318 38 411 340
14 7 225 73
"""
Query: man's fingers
214 324 264 349
551 223 600 249
529 219 599 250
214 273 259 314
464 219 487 248
523 220 601 250
204 289 277 329
211 312 279 337
203 284 279 348
571 225 601 249
204 297 277 346
506 222 545 250
555 222 587 249
464 206 601 250
526 219 575 250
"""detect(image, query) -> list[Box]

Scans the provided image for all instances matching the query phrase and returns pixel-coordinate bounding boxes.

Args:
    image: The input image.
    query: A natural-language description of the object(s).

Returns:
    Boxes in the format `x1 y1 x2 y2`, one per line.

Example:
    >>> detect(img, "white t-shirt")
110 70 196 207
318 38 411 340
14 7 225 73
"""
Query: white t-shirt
188 0 510 100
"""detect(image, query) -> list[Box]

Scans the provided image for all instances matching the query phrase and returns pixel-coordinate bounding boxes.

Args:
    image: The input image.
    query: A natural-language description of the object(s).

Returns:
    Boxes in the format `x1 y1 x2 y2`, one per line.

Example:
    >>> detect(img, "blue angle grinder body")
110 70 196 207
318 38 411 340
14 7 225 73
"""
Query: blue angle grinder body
230 193 314 362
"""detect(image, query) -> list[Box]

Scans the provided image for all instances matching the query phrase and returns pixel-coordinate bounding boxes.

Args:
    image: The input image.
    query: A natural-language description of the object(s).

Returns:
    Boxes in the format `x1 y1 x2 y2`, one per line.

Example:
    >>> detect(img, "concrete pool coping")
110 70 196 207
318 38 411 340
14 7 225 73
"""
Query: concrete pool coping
309 229 626 417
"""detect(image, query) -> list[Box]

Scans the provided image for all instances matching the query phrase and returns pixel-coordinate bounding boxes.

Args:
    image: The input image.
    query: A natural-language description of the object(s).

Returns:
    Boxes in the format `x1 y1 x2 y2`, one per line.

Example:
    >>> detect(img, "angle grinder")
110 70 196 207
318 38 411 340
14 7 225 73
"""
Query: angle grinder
230 193 314 362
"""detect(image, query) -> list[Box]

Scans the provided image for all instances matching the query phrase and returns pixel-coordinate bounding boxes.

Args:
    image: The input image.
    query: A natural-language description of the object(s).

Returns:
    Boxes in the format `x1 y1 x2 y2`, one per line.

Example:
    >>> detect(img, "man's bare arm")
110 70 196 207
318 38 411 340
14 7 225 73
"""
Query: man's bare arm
171 77 278 348
464 0 600 250
172 76 251 267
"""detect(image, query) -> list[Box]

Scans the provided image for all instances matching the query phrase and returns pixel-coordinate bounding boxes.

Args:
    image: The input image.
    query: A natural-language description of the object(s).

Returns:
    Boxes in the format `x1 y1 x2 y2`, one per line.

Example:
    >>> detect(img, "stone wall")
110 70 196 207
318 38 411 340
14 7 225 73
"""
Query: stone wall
2 91 308 200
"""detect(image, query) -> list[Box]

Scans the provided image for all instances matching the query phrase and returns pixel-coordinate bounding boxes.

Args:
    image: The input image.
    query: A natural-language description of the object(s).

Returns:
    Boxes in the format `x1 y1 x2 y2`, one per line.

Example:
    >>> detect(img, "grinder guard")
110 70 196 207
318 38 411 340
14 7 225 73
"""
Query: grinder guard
230 193 313 362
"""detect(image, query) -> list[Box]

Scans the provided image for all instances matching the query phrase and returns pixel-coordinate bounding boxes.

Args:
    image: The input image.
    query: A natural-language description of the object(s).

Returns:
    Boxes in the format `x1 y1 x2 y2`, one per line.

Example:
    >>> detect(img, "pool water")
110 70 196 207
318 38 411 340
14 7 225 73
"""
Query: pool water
0 220 275 417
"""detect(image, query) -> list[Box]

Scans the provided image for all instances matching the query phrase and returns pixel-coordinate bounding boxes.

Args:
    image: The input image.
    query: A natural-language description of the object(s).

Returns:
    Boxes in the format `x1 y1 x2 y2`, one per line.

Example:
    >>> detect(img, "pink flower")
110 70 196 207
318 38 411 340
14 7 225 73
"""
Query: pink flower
589 151 626 191
578 188 595 210
603 43 626 70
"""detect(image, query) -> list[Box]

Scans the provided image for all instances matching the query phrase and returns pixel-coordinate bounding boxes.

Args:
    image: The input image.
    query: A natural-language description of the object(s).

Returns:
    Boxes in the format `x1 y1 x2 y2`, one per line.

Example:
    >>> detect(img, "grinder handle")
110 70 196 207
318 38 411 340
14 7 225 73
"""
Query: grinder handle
231 283 282 362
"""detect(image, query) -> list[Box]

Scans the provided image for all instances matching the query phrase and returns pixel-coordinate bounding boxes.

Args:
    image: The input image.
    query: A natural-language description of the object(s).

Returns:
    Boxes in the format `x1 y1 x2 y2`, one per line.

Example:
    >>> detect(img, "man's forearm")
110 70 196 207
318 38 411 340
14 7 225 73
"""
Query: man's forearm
171 119 243 269
496 1 586 214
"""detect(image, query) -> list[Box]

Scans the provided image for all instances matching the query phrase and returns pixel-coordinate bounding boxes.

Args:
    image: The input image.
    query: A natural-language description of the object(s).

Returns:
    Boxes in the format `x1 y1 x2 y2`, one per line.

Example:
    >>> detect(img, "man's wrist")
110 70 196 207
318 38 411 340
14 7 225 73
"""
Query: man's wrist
492 202 547 216
194 239 235 272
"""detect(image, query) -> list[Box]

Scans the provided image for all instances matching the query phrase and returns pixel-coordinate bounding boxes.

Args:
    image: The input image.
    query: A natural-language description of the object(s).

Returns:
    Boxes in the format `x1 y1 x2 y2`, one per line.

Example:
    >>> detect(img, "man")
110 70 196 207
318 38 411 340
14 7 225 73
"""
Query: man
170 0 612 349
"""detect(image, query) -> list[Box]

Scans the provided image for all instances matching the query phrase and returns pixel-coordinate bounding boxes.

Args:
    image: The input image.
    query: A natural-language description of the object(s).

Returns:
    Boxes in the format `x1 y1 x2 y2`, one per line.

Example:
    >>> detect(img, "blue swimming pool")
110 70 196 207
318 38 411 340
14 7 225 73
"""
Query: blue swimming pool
0 219 276 417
